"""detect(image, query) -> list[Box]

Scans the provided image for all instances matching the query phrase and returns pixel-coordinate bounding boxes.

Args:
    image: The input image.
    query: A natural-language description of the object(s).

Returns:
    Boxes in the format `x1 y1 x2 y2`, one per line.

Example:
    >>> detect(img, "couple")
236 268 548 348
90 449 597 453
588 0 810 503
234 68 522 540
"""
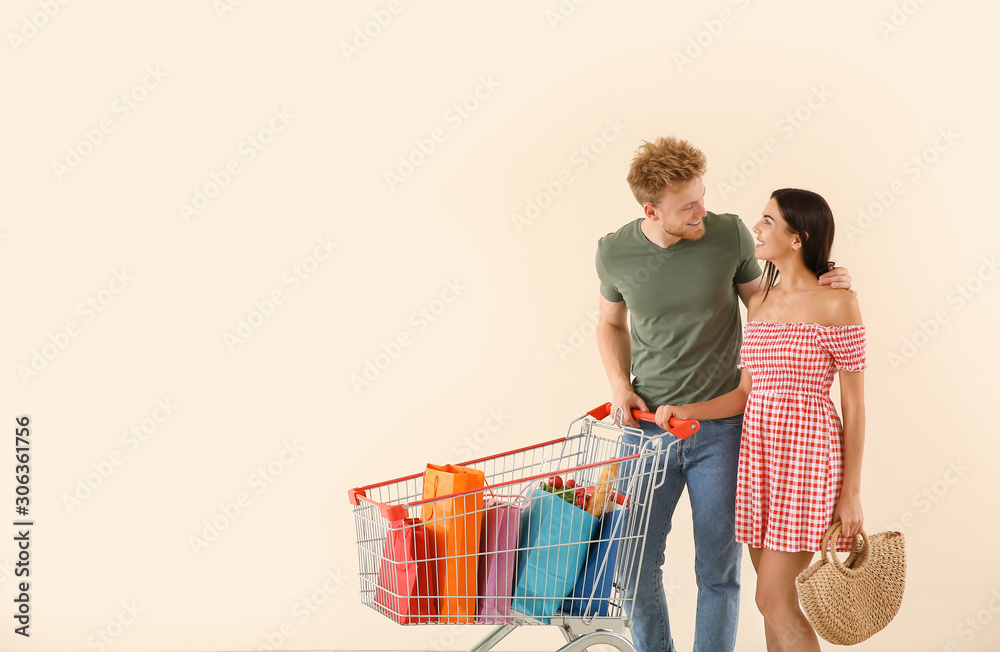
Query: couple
597 137 865 652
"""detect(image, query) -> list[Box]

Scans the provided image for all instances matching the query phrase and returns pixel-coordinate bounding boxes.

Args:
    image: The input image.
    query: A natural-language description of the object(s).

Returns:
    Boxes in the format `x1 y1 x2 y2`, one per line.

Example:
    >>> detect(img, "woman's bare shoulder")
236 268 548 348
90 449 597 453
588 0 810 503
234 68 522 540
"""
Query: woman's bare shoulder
815 286 862 326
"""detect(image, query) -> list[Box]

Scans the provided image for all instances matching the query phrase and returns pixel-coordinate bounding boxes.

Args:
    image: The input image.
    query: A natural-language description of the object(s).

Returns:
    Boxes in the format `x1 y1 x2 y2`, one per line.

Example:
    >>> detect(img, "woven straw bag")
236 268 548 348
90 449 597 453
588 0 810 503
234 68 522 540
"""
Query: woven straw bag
795 523 906 645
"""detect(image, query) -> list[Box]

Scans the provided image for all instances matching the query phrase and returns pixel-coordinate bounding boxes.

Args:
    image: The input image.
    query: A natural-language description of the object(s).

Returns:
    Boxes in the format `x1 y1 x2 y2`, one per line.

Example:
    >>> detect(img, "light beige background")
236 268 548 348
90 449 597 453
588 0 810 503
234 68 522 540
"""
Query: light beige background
3 0 998 650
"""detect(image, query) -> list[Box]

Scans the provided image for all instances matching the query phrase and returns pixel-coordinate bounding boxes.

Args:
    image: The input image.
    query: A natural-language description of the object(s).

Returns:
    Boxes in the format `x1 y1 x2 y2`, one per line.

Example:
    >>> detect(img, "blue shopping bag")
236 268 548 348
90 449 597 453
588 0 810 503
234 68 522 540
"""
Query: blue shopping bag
511 487 599 623
562 505 628 617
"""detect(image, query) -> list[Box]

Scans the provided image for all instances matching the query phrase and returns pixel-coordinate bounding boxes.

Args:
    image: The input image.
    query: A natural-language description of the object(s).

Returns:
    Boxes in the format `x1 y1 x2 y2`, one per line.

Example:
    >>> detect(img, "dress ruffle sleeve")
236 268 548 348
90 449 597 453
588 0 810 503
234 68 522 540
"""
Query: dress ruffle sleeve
816 325 867 372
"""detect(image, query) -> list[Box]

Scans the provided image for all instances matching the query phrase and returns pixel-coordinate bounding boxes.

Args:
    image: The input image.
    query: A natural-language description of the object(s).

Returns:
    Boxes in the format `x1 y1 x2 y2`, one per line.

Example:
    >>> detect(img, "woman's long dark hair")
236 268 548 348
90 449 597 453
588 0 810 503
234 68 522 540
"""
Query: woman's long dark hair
762 188 835 300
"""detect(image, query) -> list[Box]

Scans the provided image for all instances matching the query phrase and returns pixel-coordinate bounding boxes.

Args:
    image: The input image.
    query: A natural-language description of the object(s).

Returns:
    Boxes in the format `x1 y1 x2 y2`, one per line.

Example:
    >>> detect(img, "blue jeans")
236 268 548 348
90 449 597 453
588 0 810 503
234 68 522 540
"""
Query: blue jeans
619 416 743 652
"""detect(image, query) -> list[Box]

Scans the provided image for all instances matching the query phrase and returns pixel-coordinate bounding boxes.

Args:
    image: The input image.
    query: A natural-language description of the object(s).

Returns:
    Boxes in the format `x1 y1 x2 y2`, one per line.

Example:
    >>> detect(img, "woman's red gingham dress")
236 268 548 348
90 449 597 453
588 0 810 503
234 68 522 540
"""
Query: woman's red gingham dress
736 321 867 553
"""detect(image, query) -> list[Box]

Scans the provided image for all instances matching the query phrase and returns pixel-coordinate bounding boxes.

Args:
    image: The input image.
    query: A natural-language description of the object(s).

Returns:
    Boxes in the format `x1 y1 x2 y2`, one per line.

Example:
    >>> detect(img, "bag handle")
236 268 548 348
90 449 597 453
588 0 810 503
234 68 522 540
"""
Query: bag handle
821 522 870 576
484 478 532 507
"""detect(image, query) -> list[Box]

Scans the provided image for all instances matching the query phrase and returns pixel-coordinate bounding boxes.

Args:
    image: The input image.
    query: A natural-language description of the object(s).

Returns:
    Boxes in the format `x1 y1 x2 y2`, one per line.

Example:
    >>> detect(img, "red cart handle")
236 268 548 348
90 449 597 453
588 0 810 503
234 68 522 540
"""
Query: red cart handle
587 402 700 439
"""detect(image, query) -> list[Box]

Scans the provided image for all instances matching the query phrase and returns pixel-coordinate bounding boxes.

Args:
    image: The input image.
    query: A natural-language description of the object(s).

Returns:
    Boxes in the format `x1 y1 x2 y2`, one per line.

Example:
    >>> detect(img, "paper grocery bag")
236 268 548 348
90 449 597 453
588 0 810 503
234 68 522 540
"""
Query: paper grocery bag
422 463 485 623
511 487 598 624
374 518 437 624
476 497 522 623
563 503 628 617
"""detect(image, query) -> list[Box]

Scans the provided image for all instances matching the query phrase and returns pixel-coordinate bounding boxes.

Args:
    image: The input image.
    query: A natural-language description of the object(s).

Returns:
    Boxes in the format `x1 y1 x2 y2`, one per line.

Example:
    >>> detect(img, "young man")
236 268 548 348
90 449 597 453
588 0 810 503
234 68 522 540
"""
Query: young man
595 137 850 652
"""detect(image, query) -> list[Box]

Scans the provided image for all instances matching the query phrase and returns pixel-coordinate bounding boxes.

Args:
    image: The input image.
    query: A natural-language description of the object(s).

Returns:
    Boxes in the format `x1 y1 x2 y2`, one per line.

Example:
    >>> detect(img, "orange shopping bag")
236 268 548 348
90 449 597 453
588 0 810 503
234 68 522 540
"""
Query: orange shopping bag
422 463 485 623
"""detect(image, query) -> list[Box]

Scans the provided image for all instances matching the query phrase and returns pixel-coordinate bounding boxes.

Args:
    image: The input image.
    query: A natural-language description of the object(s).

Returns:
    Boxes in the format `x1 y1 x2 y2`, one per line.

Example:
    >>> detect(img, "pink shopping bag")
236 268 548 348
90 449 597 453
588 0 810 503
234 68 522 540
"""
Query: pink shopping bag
477 496 522 623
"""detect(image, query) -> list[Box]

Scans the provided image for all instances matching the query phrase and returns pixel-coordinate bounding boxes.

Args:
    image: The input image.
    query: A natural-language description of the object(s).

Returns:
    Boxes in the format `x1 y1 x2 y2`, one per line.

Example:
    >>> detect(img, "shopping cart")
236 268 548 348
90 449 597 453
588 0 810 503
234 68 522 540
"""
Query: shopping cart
348 403 699 652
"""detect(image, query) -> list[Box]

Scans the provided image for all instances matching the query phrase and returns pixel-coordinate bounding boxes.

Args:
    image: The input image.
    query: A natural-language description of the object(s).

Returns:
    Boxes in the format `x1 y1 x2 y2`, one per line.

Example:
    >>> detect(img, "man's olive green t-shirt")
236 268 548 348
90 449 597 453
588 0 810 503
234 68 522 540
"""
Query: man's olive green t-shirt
596 212 762 408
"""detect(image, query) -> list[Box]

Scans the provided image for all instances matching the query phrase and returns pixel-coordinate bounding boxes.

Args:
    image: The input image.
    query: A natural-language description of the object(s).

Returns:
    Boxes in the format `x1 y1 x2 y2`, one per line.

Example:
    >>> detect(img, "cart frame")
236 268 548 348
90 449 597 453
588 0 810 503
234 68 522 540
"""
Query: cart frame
348 405 698 652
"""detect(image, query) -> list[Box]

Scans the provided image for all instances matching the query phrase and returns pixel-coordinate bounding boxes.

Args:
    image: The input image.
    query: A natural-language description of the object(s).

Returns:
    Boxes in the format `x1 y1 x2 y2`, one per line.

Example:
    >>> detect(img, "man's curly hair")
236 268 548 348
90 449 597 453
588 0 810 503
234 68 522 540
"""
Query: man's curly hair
626 137 707 206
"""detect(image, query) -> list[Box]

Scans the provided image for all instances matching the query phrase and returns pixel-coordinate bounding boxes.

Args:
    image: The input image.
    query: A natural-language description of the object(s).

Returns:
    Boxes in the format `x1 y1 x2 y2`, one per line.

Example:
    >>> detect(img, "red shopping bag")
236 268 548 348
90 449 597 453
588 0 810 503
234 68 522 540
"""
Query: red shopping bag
477 496 523 623
422 463 485 623
374 518 438 624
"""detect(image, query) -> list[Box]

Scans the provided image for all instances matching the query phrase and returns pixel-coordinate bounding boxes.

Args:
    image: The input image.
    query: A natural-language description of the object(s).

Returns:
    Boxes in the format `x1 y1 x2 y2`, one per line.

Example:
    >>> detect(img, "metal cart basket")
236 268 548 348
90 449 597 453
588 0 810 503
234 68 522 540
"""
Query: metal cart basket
348 404 698 652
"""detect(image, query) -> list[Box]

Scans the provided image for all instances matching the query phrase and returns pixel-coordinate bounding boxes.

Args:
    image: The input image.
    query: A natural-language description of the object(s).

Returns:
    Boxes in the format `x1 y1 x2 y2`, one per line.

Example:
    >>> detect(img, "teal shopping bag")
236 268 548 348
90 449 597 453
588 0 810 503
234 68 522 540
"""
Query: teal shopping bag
511 487 598 623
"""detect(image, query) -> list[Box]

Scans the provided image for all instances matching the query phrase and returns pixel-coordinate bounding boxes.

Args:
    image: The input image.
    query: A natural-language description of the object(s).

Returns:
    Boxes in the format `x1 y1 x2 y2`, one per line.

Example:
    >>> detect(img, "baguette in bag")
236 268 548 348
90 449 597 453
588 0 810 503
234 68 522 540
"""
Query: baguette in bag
587 462 618 518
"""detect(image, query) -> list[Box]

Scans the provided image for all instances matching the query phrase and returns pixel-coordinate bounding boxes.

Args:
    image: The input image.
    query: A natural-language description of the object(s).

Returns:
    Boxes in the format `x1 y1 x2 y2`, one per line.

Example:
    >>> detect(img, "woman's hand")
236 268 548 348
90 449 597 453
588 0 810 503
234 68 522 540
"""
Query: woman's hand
832 489 864 538
654 405 687 432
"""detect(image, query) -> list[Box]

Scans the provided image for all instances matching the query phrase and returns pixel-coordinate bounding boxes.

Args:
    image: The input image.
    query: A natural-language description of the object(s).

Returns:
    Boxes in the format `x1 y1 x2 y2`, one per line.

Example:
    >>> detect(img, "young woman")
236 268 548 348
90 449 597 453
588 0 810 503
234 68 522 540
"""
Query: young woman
653 188 866 651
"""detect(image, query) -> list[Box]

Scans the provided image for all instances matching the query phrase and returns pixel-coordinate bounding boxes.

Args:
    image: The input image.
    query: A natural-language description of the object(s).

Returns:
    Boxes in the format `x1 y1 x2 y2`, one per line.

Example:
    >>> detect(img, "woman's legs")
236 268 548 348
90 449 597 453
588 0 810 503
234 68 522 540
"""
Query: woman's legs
748 546 819 652
747 547 782 651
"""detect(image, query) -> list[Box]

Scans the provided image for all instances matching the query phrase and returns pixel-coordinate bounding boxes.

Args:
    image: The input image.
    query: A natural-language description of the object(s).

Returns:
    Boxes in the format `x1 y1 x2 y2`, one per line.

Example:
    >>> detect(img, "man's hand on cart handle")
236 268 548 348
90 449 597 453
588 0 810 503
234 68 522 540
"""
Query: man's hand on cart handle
610 392 649 428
